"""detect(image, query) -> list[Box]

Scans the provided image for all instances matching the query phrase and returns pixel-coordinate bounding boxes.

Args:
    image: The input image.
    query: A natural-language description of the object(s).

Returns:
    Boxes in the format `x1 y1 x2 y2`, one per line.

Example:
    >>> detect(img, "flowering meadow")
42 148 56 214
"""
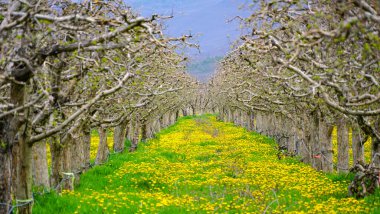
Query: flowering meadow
34 116 380 213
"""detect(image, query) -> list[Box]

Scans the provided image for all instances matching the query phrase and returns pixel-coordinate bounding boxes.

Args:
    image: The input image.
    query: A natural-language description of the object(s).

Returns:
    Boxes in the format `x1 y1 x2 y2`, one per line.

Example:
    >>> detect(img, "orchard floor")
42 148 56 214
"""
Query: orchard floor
34 115 380 214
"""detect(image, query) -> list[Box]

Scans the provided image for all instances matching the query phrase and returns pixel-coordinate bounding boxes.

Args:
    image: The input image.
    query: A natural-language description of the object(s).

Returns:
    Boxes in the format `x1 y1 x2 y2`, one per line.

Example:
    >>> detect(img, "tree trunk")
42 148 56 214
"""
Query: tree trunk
141 121 148 142
218 107 223 121
319 119 333 172
310 112 322 171
165 113 170 126
0 83 25 213
159 115 165 129
262 113 268 136
0 148 12 213
61 135 73 191
175 110 180 121
153 119 160 135
256 111 262 133
191 105 196 116
50 137 63 189
233 110 239 125
82 126 91 171
288 125 297 155
95 128 109 165
351 126 365 165
300 117 312 164
49 135 74 192
372 138 380 168
248 111 254 131
13 132 33 214
228 109 234 123
127 122 134 142
337 119 349 173
32 141 50 190
148 122 154 139
372 118 380 168
170 112 176 125
129 120 140 152
113 121 128 153
11 84 34 214
70 131 83 185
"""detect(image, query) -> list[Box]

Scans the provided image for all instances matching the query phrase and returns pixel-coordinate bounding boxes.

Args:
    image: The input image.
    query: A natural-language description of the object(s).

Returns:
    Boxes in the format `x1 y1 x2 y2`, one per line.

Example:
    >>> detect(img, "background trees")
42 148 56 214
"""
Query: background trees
209 0 380 177
0 0 198 213
2 0 379 212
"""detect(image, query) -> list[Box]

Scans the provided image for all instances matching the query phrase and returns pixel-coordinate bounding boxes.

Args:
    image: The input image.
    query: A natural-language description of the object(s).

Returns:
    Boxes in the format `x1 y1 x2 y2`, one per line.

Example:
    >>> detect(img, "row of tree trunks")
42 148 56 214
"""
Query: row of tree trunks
218 107 369 173
24 108 184 213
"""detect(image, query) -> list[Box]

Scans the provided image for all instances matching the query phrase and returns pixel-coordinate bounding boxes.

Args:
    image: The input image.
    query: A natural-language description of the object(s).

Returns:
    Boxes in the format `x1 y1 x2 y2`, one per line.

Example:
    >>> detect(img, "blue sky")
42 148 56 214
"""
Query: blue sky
126 0 251 80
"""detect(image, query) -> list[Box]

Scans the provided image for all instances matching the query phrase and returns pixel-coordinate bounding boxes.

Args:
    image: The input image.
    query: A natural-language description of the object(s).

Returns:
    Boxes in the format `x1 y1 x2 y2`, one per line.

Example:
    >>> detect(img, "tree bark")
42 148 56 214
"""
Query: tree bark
13 131 33 214
351 126 365 165
0 148 12 214
129 119 140 152
95 127 109 165
159 115 165 129
10 83 34 214
337 119 349 173
32 141 50 190
256 111 262 133
191 105 196 116
372 118 380 168
50 136 63 189
228 109 234 123
288 125 297 154
113 121 128 152
127 122 134 142
0 83 25 214
175 110 180 121
141 121 148 142
69 131 83 185
170 112 176 125
372 138 380 168
233 110 239 125
248 111 255 131
300 116 312 164
262 113 269 136
82 126 91 171
310 112 322 171
319 119 333 172
61 135 73 191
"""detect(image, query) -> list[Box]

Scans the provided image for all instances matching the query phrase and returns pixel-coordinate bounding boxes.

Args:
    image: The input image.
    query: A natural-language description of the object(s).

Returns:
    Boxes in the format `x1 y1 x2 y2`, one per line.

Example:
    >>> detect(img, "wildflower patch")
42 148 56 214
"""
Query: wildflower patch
34 116 380 213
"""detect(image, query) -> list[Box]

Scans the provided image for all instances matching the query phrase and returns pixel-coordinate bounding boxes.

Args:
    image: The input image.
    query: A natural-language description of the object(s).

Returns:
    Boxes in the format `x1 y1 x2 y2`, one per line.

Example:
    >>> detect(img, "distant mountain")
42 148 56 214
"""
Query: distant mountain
126 0 250 80
187 56 223 82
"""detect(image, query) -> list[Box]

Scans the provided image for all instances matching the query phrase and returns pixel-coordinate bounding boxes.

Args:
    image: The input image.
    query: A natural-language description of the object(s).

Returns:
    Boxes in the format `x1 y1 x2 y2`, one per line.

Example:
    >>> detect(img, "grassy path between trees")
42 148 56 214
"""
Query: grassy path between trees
35 115 379 213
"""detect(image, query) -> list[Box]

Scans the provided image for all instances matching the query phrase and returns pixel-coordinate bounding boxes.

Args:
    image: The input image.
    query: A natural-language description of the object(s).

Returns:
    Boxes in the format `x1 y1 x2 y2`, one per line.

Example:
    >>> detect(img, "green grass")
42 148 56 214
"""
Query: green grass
34 115 380 213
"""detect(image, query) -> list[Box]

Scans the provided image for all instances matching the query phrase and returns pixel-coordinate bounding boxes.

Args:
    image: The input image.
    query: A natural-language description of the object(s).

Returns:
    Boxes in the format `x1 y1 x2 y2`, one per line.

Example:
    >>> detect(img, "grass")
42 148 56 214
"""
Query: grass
34 115 380 213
